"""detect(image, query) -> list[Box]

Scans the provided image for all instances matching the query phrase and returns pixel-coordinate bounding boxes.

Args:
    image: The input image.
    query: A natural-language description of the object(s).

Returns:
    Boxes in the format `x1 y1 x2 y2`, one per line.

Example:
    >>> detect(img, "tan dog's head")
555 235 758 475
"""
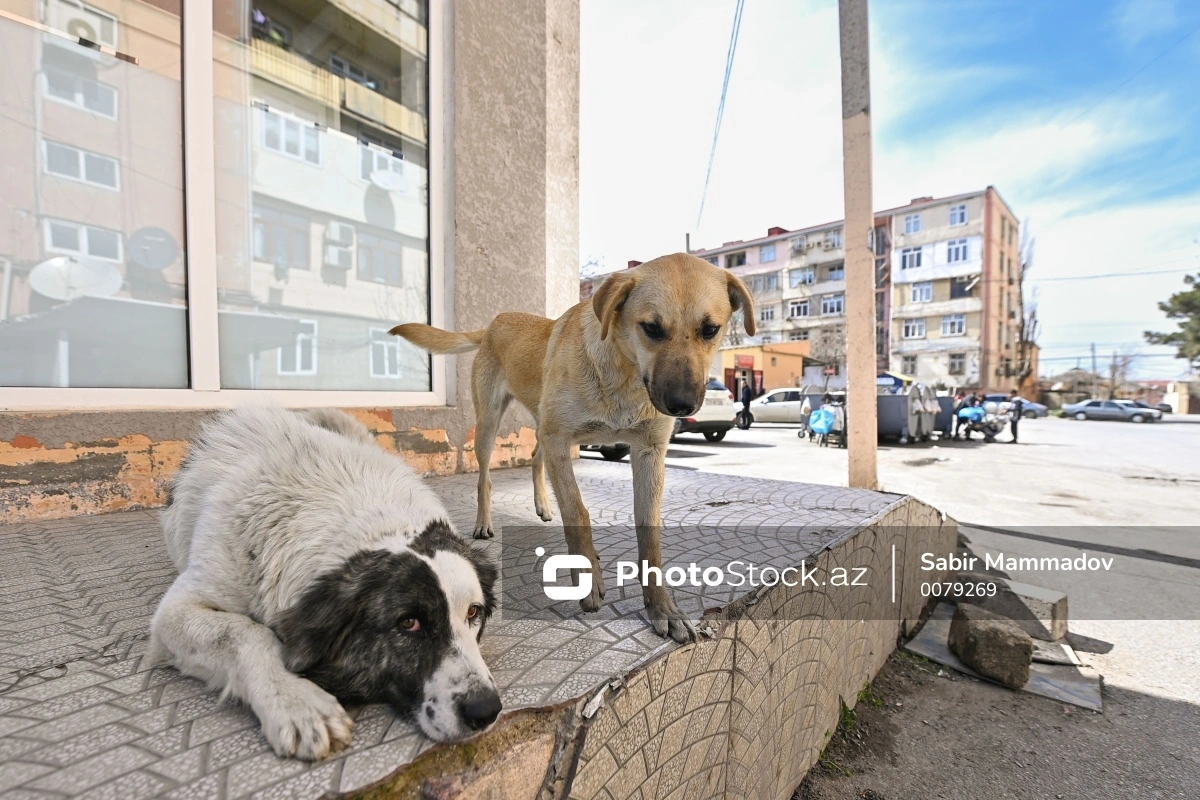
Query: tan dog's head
592 253 755 417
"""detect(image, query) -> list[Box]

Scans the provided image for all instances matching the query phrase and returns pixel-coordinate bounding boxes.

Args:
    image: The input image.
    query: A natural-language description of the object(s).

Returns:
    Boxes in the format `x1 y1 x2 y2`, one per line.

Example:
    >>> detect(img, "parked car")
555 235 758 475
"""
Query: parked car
1127 400 1172 414
746 387 808 423
1062 399 1161 423
672 377 738 442
585 377 736 460
983 394 1048 418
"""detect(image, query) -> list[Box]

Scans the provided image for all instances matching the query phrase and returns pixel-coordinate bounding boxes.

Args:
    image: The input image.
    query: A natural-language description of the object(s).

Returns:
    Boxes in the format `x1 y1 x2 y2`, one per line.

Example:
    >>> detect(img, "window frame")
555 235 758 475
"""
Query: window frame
820 293 844 316
949 353 965 375
827 263 844 281
949 203 967 226
790 267 814 287
43 218 125 262
904 214 921 234
6 1 450 410
759 306 776 323
900 246 922 270
911 281 932 303
41 68 119 119
947 238 969 263
260 107 323 166
759 243 776 263
902 355 917 374
277 320 319 377
902 318 926 339
941 314 967 336
42 139 121 190
369 327 404 379
787 299 809 319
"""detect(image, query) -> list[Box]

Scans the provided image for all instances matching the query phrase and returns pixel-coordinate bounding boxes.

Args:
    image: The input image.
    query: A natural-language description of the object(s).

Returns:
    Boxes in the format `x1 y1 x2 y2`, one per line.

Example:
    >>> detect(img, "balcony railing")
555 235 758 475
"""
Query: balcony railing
250 38 340 107
343 80 426 144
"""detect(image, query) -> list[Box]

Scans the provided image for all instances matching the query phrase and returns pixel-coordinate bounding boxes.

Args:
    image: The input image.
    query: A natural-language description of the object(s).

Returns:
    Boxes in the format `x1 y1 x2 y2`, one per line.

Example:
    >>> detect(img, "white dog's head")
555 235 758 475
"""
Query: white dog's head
276 521 500 741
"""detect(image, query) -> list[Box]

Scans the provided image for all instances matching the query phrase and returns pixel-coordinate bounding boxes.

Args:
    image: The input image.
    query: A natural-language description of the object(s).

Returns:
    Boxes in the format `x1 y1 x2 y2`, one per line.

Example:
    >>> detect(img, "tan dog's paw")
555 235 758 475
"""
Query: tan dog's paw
648 603 698 644
472 524 495 540
534 502 553 523
576 569 605 612
258 676 353 761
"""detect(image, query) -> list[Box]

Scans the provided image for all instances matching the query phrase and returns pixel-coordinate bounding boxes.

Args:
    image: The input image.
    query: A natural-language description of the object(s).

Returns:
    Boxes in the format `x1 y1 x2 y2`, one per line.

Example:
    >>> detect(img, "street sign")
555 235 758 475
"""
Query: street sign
735 355 754 369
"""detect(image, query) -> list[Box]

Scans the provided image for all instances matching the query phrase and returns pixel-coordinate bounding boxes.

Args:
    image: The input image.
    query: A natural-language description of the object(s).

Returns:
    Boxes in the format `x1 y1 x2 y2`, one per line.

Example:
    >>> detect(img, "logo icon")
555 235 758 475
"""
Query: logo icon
536 546 593 600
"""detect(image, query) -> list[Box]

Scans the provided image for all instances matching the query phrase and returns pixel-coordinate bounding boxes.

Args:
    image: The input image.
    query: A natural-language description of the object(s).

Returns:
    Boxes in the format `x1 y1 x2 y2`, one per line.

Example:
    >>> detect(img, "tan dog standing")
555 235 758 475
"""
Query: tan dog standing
391 253 755 642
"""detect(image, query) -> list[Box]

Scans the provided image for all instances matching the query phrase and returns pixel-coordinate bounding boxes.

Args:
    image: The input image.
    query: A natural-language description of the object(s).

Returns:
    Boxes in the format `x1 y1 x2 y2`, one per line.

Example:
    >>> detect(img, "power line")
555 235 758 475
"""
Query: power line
695 0 745 231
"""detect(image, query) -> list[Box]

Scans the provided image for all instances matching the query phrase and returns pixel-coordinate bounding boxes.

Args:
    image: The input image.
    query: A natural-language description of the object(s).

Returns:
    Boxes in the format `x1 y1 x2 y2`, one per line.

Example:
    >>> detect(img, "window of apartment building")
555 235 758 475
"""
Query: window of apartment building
790 267 814 287
760 243 776 263
788 330 809 341
262 108 321 165
254 206 310 271
949 204 967 226
788 299 809 318
361 144 405 181
370 328 403 378
949 353 965 375
728 251 747 268
278 321 318 376
911 281 932 303
951 275 975 298
43 68 117 118
900 247 922 270
750 273 778 293
902 318 926 339
760 335 775 343
759 307 776 323
825 229 843 248
330 56 379 91
827 263 845 281
942 314 966 336
705 256 719 266
904 214 921 234
874 226 888 256
43 141 120 190
44 218 123 262
947 238 969 263
358 232 404 286
4 0 440 400
821 294 844 315
902 355 917 374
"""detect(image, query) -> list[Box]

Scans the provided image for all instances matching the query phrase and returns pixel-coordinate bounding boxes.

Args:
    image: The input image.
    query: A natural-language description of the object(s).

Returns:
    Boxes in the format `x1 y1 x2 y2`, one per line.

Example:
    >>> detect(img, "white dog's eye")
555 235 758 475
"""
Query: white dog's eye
466 604 482 622
400 618 421 633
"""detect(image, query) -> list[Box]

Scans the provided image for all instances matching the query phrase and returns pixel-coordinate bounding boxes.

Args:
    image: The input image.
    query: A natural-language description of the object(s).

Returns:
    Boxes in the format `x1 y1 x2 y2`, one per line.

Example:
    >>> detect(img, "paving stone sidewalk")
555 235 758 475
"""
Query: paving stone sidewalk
0 461 900 799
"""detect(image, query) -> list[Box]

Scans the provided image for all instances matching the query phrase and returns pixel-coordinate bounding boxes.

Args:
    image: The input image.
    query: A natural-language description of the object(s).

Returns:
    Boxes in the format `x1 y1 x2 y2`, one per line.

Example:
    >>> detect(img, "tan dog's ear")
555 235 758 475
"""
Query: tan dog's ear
726 273 756 336
592 271 636 341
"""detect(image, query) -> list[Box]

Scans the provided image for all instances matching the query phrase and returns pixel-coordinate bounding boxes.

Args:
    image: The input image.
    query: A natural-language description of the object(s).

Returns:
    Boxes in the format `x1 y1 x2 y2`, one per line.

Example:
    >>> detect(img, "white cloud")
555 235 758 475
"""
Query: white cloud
1113 0 1180 48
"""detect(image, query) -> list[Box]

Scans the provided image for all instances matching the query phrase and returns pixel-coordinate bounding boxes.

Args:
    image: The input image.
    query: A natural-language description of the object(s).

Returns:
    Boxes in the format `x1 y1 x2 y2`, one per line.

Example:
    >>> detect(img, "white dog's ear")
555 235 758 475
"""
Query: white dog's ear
592 271 636 341
726 272 756 336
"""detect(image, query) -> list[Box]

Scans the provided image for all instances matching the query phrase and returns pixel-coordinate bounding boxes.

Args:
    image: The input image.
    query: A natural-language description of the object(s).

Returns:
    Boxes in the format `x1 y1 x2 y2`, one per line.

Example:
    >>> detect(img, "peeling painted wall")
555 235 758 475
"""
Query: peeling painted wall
0 407 541 524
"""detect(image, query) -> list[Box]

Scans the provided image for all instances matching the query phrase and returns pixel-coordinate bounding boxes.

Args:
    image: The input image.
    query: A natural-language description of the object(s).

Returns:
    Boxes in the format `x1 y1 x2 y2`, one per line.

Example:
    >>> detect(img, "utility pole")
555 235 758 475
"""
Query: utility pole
838 0 878 490
1091 343 1098 399
685 233 691 255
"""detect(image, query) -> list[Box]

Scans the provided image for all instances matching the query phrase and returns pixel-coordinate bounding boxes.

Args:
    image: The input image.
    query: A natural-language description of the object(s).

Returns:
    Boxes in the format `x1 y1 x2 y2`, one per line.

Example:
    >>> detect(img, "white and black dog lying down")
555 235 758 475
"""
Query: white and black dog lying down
148 407 501 760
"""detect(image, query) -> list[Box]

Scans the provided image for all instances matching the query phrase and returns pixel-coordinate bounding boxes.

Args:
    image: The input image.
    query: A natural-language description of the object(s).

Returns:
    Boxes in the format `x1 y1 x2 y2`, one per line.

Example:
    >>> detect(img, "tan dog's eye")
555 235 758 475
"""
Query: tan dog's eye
700 323 720 340
466 604 482 622
640 322 666 341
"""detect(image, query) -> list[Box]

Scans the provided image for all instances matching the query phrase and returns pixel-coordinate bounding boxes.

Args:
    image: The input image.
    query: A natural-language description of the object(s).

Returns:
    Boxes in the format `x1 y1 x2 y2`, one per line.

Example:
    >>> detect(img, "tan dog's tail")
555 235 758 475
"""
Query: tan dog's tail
389 323 485 355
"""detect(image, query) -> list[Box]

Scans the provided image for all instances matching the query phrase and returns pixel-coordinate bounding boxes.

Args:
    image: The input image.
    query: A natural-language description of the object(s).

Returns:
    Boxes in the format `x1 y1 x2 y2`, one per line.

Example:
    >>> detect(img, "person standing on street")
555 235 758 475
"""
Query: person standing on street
740 381 753 428
1009 389 1025 443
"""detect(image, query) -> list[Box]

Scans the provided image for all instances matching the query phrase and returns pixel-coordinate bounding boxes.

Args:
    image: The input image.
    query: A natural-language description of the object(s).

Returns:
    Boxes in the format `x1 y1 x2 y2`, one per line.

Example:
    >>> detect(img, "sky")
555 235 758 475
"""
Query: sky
579 0 1200 379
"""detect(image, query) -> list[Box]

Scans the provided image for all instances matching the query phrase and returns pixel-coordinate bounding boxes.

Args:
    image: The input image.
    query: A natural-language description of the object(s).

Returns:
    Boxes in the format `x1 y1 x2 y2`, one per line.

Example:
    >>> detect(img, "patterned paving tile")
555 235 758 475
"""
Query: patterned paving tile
0 461 922 798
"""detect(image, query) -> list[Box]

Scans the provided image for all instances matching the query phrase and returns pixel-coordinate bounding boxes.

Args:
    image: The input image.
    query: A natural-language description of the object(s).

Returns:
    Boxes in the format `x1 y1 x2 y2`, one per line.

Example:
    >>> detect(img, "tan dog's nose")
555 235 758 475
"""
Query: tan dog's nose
663 392 698 417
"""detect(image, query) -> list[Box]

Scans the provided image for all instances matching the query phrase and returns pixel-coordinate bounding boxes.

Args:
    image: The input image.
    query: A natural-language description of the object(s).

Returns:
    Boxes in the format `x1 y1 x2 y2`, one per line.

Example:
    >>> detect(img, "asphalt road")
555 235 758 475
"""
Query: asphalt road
583 413 1200 795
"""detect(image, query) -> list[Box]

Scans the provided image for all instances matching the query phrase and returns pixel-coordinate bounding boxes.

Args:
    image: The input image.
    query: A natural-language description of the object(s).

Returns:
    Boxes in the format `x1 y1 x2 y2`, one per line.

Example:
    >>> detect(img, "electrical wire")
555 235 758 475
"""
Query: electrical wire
695 0 745 232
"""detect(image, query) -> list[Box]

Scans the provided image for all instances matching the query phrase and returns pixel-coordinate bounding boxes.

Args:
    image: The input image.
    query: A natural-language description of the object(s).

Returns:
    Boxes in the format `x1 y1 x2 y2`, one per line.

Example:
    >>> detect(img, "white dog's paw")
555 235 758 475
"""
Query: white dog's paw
257 677 353 761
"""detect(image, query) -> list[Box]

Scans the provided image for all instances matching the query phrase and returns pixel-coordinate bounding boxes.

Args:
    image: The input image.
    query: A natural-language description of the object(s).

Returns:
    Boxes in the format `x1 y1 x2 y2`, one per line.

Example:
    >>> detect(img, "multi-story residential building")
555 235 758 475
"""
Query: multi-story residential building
886 188 1022 390
693 217 892 377
689 186 1023 392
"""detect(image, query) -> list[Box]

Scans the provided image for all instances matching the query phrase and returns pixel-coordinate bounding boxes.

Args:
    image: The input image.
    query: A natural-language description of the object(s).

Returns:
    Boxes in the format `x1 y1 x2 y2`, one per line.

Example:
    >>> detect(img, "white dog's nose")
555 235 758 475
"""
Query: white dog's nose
458 688 501 730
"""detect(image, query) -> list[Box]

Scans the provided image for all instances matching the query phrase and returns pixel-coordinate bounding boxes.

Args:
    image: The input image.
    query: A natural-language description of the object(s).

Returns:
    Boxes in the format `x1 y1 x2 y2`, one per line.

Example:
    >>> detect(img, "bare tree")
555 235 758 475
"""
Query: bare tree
1107 350 1136 399
1015 221 1040 387
579 255 606 279
810 325 847 391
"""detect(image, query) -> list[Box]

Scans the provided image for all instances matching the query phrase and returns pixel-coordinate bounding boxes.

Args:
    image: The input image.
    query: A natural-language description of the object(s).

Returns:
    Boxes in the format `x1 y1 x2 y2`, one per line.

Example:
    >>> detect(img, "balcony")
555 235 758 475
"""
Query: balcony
327 0 428 58
250 38 340 107
343 79 426 144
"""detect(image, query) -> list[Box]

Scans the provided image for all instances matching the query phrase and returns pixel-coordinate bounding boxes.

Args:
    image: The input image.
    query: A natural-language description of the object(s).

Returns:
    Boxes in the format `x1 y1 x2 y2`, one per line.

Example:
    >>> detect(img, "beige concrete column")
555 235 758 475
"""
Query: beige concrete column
838 0 879 490
452 0 580 406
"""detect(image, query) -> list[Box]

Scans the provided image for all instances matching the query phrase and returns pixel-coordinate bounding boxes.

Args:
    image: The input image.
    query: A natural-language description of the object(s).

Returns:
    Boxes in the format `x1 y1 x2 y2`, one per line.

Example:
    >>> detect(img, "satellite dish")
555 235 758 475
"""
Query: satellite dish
369 169 408 194
128 227 179 271
28 256 123 301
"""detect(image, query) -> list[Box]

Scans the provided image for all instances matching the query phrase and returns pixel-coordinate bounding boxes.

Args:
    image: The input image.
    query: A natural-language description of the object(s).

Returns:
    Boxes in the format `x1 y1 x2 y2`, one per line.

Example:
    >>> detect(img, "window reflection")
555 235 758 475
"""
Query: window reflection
213 0 432 391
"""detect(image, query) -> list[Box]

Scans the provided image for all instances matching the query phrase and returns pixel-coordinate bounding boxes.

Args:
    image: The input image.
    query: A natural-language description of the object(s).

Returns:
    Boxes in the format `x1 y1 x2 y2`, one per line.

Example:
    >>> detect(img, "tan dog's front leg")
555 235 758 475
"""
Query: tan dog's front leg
532 443 553 523
630 431 697 643
542 435 604 612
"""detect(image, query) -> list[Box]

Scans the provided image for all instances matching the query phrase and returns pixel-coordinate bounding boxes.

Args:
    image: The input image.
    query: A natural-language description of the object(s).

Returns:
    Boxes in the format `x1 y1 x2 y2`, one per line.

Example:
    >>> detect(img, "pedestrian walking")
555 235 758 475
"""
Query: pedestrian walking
1008 389 1025 443
739 381 753 429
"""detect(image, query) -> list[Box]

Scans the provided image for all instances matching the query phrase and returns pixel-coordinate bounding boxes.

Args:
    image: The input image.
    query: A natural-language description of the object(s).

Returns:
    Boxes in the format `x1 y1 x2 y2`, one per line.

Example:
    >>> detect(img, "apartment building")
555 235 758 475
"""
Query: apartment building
886 189 1022 391
692 217 892 377
688 186 1023 392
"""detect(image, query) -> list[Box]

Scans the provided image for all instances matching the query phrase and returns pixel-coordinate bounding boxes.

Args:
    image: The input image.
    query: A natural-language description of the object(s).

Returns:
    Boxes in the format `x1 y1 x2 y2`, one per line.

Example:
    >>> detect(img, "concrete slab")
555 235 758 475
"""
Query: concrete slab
0 461 953 799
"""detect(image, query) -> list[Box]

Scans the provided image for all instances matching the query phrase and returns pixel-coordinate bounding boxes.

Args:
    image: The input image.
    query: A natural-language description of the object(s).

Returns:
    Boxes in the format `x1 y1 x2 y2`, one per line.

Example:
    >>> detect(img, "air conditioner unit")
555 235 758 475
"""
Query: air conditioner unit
326 221 355 246
790 235 807 253
46 0 118 50
823 237 837 250
324 244 353 269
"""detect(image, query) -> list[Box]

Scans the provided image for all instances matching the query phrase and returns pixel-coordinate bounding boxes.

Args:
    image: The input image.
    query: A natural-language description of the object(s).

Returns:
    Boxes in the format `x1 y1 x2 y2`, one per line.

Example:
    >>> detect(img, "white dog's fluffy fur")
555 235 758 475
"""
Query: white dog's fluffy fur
148 407 500 760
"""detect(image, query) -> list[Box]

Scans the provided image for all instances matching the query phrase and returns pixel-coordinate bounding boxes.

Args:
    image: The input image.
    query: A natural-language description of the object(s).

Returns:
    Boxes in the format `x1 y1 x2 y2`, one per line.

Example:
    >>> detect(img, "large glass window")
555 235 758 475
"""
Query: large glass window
213 0 431 390
0 1 186 388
